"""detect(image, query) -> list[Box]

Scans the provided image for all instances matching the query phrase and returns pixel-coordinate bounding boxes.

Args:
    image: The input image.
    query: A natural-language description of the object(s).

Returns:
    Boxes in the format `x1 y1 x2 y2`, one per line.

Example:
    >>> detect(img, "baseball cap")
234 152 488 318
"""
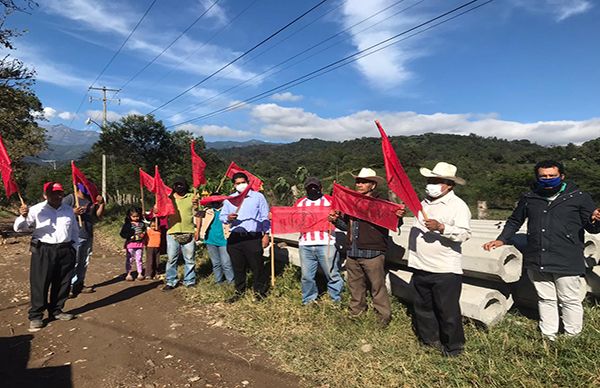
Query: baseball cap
304 176 322 189
43 182 64 193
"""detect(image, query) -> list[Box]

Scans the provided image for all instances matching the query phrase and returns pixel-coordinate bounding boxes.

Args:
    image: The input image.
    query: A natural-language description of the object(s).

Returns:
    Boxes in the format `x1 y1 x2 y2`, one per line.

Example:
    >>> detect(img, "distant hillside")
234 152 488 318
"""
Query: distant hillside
34 124 100 161
205 139 277 150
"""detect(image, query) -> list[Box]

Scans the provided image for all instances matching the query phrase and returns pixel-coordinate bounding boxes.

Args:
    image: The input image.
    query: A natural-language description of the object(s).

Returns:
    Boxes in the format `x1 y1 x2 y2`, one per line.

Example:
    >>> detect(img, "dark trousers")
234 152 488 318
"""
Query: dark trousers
145 247 160 278
29 243 76 320
346 254 391 323
227 233 267 295
412 270 465 353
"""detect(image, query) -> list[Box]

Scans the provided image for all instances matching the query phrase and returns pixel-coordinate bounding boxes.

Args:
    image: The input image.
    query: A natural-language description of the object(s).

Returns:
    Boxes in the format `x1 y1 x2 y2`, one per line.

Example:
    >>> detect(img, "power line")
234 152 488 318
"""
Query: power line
70 0 159 125
167 0 493 127
116 0 222 94
147 0 331 115
168 0 418 121
154 0 260 86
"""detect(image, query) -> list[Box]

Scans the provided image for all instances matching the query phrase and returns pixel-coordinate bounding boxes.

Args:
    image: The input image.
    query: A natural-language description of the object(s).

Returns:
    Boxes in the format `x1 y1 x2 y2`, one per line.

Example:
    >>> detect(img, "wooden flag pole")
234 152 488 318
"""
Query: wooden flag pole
270 233 275 288
72 181 83 227
140 169 146 216
17 191 26 207
215 173 228 193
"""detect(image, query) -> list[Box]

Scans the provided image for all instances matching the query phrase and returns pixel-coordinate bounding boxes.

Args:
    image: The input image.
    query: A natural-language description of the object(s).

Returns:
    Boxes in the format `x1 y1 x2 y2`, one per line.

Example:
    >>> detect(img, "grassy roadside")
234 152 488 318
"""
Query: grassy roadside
96 218 600 387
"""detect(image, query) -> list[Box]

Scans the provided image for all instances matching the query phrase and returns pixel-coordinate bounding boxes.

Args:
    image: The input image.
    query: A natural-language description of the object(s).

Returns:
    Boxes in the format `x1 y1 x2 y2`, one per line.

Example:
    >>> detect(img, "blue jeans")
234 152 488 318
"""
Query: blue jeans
71 237 93 287
299 244 343 304
206 244 234 284
165 234 196 287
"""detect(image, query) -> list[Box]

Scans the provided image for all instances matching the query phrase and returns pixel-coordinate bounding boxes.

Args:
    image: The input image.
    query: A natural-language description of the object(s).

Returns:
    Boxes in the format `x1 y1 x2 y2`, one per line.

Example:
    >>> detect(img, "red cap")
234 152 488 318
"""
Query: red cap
43 182 64 193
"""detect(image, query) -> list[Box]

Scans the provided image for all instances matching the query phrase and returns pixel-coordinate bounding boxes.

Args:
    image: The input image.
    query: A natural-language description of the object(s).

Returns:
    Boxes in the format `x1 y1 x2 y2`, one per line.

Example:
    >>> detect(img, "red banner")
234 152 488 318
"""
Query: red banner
271 206 332 235
332 183 404 231
71 161 100 204
375 120 422 217
225 161 263 191
154 165 175 217
191 140 207 187
0 163 19 198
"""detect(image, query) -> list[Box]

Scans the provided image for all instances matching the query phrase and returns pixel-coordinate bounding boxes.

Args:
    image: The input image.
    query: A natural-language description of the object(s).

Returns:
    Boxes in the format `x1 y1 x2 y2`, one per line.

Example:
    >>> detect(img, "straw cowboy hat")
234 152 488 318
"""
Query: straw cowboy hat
351 168 386 185
419 162 466 185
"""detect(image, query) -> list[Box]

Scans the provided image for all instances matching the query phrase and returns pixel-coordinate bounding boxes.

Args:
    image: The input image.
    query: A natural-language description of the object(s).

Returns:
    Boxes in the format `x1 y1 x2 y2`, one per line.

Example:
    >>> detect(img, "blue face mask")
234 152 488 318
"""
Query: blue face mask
537 176 562 188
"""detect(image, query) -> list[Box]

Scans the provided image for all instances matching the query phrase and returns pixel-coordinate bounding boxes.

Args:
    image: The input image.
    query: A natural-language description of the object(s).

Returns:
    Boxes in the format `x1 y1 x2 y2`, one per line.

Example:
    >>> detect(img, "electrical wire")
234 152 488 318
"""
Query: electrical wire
147 0 331 115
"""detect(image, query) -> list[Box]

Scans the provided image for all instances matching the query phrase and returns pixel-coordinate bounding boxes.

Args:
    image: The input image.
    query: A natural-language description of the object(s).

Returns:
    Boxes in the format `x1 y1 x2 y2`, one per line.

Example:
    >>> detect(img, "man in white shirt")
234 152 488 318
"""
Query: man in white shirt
14 182 80 332
408 162 471 356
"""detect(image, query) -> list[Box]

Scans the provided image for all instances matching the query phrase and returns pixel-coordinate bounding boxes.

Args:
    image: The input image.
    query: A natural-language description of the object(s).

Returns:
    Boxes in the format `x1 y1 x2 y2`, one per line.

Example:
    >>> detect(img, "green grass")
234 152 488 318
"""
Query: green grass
182 253 600 388
96 217 600 387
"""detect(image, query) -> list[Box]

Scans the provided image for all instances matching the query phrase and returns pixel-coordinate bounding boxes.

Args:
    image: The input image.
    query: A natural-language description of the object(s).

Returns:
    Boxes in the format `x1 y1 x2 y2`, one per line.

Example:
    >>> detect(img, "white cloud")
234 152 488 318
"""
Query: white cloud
42 107 57 119
510 0 593 21
340 0 424 89
271 92 303 102
175 123 252 139
120 97 156 110
85 110 123 123
251 103 600 146
58 111 77 120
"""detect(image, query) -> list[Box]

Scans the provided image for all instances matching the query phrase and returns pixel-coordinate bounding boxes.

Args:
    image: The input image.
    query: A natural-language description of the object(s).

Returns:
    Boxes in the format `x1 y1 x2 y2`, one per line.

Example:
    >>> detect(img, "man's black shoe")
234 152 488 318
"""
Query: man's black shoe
162 285 176 292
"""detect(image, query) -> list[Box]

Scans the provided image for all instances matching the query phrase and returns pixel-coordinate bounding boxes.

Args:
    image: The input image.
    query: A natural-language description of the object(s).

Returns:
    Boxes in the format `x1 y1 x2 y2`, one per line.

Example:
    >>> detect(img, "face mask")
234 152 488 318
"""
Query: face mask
174 184 186 195
537 176 562 188
306 186 322 200
235 183 248 193
425 184 444 198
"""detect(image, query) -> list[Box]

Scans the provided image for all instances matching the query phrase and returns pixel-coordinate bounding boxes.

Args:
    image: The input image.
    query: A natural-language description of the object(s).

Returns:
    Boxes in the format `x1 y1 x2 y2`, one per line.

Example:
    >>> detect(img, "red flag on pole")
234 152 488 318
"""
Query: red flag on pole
0 163 19 198
0 134 12 166
200 184 251 208
271 206 332 235
225 162 263 191
332 183 404 231
191 140 207 187
375 120 423 217
139 168 155 192
71 161 100 204
154 165 175 217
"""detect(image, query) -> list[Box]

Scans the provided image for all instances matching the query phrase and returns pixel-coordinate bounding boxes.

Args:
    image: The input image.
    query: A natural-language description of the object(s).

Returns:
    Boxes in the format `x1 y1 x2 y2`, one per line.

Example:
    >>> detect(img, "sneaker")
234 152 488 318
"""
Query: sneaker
53 312 74 321
162 285 176 292
125 274 134 281
442 348 463 357
29 319 44 332
68 291 77 299
137 275 145 281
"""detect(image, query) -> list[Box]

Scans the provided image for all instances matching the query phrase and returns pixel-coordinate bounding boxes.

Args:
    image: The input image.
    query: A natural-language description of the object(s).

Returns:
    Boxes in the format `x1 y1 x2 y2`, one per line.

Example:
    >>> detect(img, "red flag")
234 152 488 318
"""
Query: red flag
375 120 423 217
71 161 100 204
0 134 12 166
154 166 175 217
191 140 207 187
225 162 263 191
200 182 252 208
271 206 332 235
332 183 404 231
0 163 19 198
139 168 155 192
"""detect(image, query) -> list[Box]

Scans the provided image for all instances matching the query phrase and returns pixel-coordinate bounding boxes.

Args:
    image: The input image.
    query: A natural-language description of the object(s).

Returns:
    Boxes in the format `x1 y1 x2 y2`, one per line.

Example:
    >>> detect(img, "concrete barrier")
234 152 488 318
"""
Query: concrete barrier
385 268 510 326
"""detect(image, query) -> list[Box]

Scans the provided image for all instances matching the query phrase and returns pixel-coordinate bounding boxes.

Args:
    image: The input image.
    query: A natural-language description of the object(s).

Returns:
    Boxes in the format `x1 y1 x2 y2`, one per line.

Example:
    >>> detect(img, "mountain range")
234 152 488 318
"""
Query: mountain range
36 124 276 161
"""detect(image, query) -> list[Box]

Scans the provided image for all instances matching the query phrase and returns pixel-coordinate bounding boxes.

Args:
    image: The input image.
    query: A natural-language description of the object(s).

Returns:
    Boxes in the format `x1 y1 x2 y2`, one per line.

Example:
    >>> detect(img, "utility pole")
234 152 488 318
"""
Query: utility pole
89 86 120 202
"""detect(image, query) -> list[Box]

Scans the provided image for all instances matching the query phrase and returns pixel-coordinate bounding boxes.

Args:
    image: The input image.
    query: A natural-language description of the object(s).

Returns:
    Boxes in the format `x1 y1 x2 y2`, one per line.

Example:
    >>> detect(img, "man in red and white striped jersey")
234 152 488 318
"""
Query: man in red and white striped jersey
294 177 343 304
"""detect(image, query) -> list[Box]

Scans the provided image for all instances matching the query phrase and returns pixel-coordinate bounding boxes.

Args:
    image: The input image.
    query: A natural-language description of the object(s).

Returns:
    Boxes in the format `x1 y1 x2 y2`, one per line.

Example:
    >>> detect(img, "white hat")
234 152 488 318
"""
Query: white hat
419 162 466 185
351 167 385 185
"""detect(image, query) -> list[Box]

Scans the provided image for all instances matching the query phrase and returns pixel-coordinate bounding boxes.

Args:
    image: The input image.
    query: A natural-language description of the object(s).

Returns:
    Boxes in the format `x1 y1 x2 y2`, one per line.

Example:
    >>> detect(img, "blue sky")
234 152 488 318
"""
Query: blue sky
5 0 600 145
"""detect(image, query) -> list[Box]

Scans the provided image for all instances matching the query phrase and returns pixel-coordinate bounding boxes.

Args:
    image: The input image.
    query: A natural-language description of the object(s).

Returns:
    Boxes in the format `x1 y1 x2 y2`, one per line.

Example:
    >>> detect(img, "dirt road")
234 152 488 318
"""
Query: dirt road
0 224 299 388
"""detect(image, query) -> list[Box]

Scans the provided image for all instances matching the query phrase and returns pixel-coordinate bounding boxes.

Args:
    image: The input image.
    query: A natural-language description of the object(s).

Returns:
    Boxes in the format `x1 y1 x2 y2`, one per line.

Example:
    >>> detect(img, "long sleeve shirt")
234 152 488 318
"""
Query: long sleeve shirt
14 200 80 246
219 190 270 234
408 190 472 274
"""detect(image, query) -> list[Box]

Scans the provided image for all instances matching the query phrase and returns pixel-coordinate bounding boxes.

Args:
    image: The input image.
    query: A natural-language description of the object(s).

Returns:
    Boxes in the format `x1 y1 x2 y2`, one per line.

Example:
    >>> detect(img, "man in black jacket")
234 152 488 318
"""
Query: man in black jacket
484 160 600 340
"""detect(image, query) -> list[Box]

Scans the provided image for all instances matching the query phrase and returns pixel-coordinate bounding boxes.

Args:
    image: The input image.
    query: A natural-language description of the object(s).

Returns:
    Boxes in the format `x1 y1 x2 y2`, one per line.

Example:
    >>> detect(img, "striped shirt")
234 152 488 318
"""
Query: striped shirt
295 195 335 246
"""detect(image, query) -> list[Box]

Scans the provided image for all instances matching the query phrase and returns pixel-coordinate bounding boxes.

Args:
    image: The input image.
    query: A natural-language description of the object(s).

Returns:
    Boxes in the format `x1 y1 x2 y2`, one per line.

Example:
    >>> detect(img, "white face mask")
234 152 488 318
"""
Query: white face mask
425 183 445 198
235 183 249 193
